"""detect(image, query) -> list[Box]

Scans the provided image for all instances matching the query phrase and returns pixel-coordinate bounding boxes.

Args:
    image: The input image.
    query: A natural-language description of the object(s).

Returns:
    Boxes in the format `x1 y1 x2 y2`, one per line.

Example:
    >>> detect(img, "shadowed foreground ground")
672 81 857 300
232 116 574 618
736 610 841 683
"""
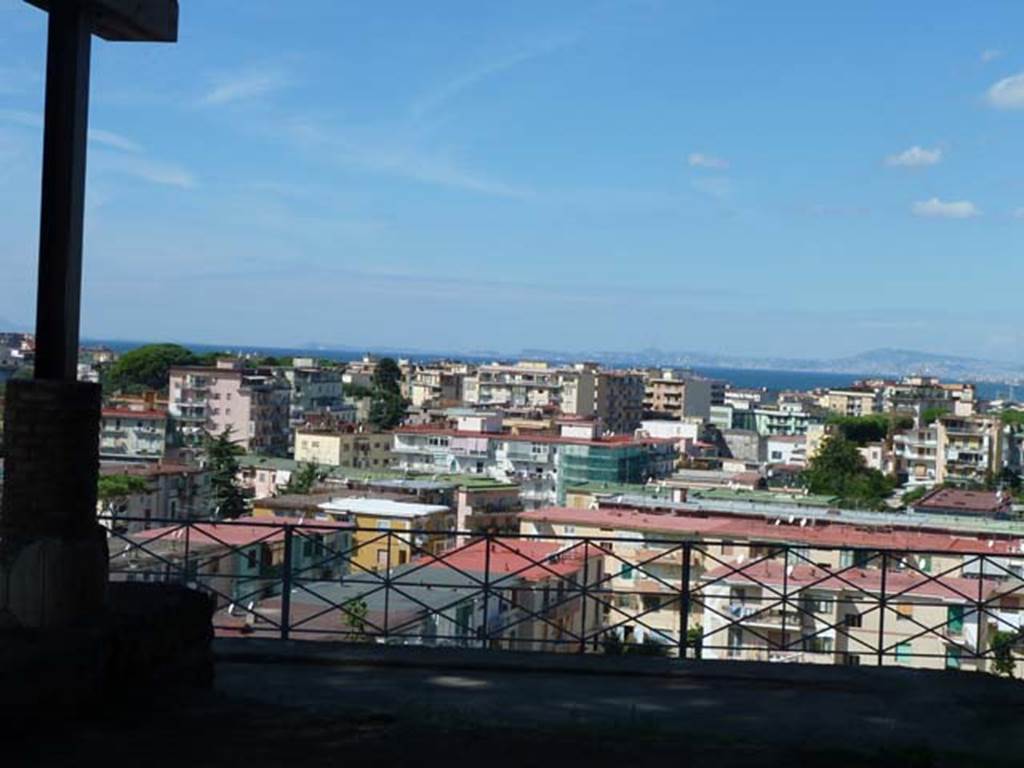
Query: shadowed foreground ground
12 641 1024 767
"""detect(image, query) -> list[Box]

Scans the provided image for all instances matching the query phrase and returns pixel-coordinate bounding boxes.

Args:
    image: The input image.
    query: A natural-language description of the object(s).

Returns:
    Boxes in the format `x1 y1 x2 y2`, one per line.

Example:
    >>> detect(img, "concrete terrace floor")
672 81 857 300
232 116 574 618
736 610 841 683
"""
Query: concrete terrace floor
13 639 1024 767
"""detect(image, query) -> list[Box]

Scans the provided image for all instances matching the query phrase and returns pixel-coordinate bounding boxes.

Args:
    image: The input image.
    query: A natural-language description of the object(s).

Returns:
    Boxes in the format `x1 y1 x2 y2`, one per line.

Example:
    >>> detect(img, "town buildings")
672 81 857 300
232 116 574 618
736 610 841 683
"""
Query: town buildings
643 369 714 421
294 425 394 469
99 406 169 462
168 359 291 456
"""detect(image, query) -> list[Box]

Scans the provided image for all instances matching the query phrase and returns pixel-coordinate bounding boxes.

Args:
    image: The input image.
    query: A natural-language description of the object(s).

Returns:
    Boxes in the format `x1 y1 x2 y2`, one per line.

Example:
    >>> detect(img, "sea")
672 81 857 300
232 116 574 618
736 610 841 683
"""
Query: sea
88 339 1017 402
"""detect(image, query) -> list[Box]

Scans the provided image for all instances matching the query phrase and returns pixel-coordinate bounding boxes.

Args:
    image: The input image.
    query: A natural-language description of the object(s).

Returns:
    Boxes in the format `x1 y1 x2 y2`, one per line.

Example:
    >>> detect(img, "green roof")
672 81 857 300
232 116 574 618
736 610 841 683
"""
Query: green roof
564 481 672 498
689 488 841 507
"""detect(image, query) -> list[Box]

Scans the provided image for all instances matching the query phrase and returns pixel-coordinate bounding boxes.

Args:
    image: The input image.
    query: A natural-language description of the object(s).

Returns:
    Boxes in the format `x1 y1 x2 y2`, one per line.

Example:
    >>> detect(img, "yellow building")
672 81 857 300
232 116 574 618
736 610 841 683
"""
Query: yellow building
819 388 879 417
317 497 453 572
294 427 394 470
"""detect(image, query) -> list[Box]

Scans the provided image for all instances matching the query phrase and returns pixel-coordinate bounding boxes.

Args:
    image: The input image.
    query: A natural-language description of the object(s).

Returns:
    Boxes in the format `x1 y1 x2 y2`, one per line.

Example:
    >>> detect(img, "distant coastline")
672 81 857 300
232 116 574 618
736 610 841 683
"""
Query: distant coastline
81 338 1019 402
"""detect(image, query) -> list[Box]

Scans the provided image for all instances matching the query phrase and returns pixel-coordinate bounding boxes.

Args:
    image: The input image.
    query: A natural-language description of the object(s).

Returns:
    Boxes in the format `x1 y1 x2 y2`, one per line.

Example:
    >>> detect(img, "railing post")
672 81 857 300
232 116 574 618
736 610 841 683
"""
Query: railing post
280 524 292 641
679 542 692 659
877 552 888 667
482 532 491 650
579 539 589 654
976 555 985 664
182 522 191 587
781 547 789 654
383 530 392 642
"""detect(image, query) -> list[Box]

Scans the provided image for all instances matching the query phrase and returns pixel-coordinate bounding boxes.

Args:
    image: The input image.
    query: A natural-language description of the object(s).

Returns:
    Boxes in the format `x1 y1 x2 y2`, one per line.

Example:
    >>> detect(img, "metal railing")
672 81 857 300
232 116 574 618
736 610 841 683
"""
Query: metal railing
100 515 1024 670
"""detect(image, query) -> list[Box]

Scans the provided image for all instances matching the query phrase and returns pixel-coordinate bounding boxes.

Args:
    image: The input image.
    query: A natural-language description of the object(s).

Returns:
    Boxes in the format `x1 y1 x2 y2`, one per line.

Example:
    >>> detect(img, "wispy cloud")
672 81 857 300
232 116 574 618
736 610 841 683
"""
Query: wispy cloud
1 110 142 153
986 72 1024 109
281 116 529 198
200 67 290 106
885 145 942 167
981 49 1004 63
89 129 143 154
912 197 979 219
687 152 729 169
96 152 197 188
411 33 577 119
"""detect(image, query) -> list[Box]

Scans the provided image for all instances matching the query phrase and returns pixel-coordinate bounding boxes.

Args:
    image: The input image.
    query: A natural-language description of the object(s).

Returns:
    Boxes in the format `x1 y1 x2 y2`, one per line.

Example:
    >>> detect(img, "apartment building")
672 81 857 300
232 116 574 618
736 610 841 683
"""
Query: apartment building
391 416 677 507
873 376 976 417
318 496 454 570
98 462 212 531
519 503 1024 663
294 425 394 469
282 358 348 434
463 361 569 409
893 424 940 486
99 407 168 462
341 355 378 389
643 370 713 421
168 359 291 455
405 363 471 407
114 517 352 609
702 561 990 670
936 414 1006 486
593 371 645 434
820 387 880 417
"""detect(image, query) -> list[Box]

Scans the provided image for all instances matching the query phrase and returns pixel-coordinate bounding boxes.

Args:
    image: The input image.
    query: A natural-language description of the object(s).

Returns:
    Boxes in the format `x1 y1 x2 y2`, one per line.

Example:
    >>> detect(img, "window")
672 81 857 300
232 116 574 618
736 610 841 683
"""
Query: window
376 549 388 569
377 520 391 530
844 653 861 666
895 641 912 663
246 550 257 569
947 605 964 634
642 595 662 613
619 564 635 580
844 612 863 628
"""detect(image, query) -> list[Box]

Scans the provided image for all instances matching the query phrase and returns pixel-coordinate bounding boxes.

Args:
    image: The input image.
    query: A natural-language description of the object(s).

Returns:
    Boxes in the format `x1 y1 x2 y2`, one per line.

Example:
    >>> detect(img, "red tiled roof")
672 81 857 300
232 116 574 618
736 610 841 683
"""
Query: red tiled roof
415 538 592 582
102 408 167 420
520 506 1020 555
705 560 996 602
136 516 352 548
915 488 1012 514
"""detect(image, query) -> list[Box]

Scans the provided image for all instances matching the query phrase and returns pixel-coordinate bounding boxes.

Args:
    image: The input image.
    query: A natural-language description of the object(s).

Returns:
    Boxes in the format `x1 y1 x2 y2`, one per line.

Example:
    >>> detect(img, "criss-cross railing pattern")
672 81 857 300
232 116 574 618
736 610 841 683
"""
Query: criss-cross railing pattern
102 516 1024 668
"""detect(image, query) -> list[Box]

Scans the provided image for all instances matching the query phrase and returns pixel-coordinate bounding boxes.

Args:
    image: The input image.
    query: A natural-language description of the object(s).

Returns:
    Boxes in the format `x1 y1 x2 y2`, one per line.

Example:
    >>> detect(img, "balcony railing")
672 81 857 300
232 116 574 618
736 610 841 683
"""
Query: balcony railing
100 515 1024 669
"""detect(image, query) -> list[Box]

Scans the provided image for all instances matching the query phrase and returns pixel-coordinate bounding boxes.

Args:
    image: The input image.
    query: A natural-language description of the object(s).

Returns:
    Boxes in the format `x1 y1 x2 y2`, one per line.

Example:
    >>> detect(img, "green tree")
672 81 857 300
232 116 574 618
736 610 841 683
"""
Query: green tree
827 414 913 445
921 406 949 425
991 630 1018 677
203 427 246 519
1001 410 1024 428
97 474 149 525
372 357 402 395
285 462 322 495
367 357 406 430
104 343 197 393
804 435 895 510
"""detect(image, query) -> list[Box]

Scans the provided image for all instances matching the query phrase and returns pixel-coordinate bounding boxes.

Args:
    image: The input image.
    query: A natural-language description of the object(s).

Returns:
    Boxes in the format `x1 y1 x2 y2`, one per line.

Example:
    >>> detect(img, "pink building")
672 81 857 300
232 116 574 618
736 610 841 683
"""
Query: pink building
169 359 290 456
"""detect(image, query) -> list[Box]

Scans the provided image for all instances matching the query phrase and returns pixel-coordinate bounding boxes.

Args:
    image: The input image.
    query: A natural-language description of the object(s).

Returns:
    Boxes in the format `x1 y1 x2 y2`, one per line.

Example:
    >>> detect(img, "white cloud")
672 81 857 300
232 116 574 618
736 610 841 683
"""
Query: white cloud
201 68 289 106
88 129 142 154
690 176 731 199
97 152 197 188
987 72 1024 109
687 152 729 169
412 33 577 119
981 49 1004 63
911 197 979 219
885 145 942 167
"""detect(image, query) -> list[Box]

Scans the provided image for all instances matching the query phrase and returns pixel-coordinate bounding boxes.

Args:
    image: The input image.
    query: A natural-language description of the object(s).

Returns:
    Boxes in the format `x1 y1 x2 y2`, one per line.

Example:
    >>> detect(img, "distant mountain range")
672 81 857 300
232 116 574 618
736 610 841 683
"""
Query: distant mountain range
517 347 1024 384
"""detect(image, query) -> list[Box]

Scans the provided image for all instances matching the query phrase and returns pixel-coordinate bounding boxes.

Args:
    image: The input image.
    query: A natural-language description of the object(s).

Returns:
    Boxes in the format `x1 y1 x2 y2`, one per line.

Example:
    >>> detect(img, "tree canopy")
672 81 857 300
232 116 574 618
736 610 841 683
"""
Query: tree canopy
804 435 895 510
284 462 322 495
368 357 406 430
104 343 197 393
826 414 912 445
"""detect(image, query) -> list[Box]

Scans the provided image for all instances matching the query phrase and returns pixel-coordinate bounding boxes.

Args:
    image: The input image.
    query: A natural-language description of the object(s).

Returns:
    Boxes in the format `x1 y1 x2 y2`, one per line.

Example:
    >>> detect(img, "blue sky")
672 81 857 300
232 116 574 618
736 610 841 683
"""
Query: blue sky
2 1 1024 360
